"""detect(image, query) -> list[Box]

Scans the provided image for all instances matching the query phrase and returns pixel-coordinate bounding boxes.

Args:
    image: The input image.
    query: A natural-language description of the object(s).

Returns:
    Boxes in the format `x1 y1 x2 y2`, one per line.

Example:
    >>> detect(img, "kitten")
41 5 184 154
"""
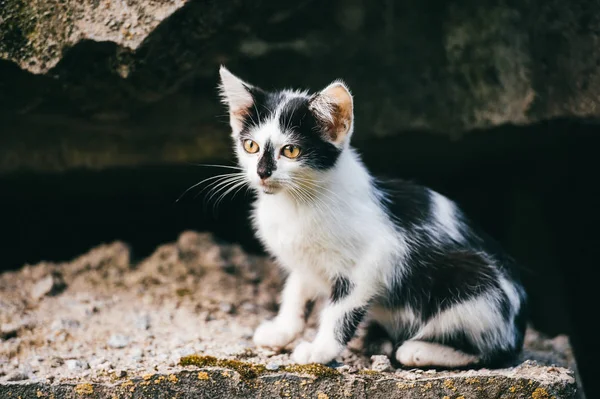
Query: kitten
218 66 527 368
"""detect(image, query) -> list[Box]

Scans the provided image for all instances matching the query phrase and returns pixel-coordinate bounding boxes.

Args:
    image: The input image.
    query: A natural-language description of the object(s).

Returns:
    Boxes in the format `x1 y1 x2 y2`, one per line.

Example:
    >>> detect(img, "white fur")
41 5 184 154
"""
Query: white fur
396 341 479 367
218 66 255 135
413 289 512 352
429 191 464 243
253 271 318 348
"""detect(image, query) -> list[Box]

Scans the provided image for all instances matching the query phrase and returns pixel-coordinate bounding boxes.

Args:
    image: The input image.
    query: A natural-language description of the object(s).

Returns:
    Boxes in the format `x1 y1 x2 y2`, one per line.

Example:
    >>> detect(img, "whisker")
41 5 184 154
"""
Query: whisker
202 175 246 201
176 172 244 202
204 176 246 205
213 180 249 212
187 163 243 170
195 175 245 200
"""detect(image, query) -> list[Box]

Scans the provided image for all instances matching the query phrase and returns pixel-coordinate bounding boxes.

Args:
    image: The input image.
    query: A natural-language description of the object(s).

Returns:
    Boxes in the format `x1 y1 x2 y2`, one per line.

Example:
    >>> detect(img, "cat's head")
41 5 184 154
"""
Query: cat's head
218 66 353 195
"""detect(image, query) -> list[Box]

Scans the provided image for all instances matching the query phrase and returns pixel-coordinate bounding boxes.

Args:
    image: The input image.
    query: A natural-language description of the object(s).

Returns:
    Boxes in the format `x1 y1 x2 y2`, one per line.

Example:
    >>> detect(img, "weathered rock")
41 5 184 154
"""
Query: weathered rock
0 231 582 398
0 0 188 74
2 1 600 173
0 363 578 399
370 355 393 372
107 334 130 349
30 272 66 299
65 359 89 372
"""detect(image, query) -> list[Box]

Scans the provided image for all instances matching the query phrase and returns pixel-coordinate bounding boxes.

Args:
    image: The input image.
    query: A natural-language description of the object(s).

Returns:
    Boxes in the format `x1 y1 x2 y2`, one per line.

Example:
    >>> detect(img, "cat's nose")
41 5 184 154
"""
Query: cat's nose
257 168 272 180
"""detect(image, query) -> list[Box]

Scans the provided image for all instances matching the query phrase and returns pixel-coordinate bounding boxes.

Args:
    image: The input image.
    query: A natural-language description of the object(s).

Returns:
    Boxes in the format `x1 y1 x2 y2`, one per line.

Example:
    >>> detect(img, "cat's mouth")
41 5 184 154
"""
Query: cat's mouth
259 180 281 194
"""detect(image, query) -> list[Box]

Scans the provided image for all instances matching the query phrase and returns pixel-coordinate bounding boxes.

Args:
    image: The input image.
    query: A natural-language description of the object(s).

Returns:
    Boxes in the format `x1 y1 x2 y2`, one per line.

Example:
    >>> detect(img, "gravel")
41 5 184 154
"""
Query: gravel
107 334 130 349
30 272 66 300
65 360 89 371
370 355 393 372
266 362 280 371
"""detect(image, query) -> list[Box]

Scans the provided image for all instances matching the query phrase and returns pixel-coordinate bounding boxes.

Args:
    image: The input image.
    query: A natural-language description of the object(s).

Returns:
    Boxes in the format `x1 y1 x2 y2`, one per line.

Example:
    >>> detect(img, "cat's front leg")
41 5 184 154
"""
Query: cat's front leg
253 271 317 348
292 276 371 364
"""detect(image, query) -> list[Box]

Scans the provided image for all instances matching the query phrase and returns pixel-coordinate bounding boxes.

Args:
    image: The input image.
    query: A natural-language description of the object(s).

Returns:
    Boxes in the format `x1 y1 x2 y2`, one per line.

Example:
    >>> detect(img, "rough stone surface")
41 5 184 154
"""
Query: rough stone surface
0 0 188 73
30 272 66 300
0 231 580 398
2 1 600 173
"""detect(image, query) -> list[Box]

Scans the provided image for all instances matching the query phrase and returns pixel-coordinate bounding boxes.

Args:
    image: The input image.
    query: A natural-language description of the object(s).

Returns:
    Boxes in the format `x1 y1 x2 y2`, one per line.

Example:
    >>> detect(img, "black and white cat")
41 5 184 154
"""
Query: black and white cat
218 66 527 368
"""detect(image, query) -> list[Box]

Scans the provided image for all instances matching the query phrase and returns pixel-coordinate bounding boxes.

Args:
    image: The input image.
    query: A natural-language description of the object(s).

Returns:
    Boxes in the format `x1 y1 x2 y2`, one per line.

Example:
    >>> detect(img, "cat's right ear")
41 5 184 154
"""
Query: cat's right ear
219 66 254 135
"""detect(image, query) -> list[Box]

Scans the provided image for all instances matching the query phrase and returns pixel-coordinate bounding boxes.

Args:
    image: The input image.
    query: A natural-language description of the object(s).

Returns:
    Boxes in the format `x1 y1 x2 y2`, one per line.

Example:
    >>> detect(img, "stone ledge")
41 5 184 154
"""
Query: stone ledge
0 363 576 399
0 231 579 398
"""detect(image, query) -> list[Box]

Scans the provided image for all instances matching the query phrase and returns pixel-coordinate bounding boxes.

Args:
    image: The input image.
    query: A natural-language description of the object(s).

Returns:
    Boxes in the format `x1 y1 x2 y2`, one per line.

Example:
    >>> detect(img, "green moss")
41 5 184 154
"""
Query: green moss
179 355 340 381
282 363 340 378
179 355 266 380
358 369 380 376
175 288 191 297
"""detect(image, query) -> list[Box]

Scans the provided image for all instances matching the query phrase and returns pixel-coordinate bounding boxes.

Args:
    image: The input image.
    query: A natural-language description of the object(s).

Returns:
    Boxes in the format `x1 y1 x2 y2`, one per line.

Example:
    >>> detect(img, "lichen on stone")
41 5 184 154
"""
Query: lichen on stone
179 354 340 381
74 383 94 395
281 363 340 378
180 355 266 380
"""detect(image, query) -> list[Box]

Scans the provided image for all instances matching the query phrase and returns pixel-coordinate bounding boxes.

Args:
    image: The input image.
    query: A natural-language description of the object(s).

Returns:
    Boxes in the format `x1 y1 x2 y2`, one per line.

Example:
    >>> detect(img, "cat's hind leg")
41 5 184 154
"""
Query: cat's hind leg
362 320 394 357
395 340 479 368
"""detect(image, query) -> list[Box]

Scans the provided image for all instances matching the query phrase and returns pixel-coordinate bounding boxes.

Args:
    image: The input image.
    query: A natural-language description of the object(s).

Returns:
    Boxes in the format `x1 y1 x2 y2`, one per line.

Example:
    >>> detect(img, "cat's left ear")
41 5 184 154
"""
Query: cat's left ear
309 80 354 145
219 66 255 135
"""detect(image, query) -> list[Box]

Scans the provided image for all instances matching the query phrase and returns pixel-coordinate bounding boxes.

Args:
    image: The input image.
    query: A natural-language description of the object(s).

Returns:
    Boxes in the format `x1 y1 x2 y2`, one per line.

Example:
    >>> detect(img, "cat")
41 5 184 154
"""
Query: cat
217 66 527 368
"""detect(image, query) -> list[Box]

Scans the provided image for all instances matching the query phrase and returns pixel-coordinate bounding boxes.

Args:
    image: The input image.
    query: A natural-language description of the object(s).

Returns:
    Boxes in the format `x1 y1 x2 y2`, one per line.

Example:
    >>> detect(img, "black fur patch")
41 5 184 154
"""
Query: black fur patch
331 276 353 303
278 97 341 170
373 180 527 365
383 246 501 319
256 140 276 179
304 300 316 321
363 321 392 356
335 307 367 345
377 180 433 230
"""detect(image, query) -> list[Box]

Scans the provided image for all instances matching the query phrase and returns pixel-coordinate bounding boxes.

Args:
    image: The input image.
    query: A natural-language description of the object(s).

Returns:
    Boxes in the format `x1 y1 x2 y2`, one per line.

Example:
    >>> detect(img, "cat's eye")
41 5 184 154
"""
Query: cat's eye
243 139 259 154
282 145 301 159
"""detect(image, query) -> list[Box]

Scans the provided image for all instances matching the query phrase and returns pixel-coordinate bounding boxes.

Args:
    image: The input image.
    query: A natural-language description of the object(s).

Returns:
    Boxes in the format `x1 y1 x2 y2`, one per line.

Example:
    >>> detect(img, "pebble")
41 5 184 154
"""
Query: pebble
130 347 144 362
370 355 393 372
219 302 234 314
66 359 89 371
96 361 114 370
108 334 130 348
115 369 127 378
31 273 66 300
49 356 64 368
135 314 151 330
336 365 351 373
240 302 256 312
266 362 280 371
51 318 80 331
6 371 29 381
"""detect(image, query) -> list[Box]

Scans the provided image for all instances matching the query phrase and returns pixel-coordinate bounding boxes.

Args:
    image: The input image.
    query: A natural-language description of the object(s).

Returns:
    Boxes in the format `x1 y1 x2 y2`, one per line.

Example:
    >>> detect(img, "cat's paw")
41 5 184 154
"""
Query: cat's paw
395 340 479 368
291 340 342 364
395 341 424 367
253 319 300 348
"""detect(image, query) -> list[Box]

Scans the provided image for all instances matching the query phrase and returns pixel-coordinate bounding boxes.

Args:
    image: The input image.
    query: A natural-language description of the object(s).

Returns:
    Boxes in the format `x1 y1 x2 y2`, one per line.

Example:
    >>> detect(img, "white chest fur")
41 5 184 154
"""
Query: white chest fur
252 185 402 293
253 193 353 280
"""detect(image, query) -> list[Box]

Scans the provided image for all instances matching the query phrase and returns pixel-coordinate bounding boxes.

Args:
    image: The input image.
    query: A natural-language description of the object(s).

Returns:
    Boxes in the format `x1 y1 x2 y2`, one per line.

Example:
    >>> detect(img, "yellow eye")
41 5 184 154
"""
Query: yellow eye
282 145 301 159
243 139 259 154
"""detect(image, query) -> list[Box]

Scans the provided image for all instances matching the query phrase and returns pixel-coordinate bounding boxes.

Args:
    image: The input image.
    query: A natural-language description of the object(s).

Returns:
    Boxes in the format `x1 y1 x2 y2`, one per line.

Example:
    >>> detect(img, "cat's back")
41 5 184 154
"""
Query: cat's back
376 179 466 242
